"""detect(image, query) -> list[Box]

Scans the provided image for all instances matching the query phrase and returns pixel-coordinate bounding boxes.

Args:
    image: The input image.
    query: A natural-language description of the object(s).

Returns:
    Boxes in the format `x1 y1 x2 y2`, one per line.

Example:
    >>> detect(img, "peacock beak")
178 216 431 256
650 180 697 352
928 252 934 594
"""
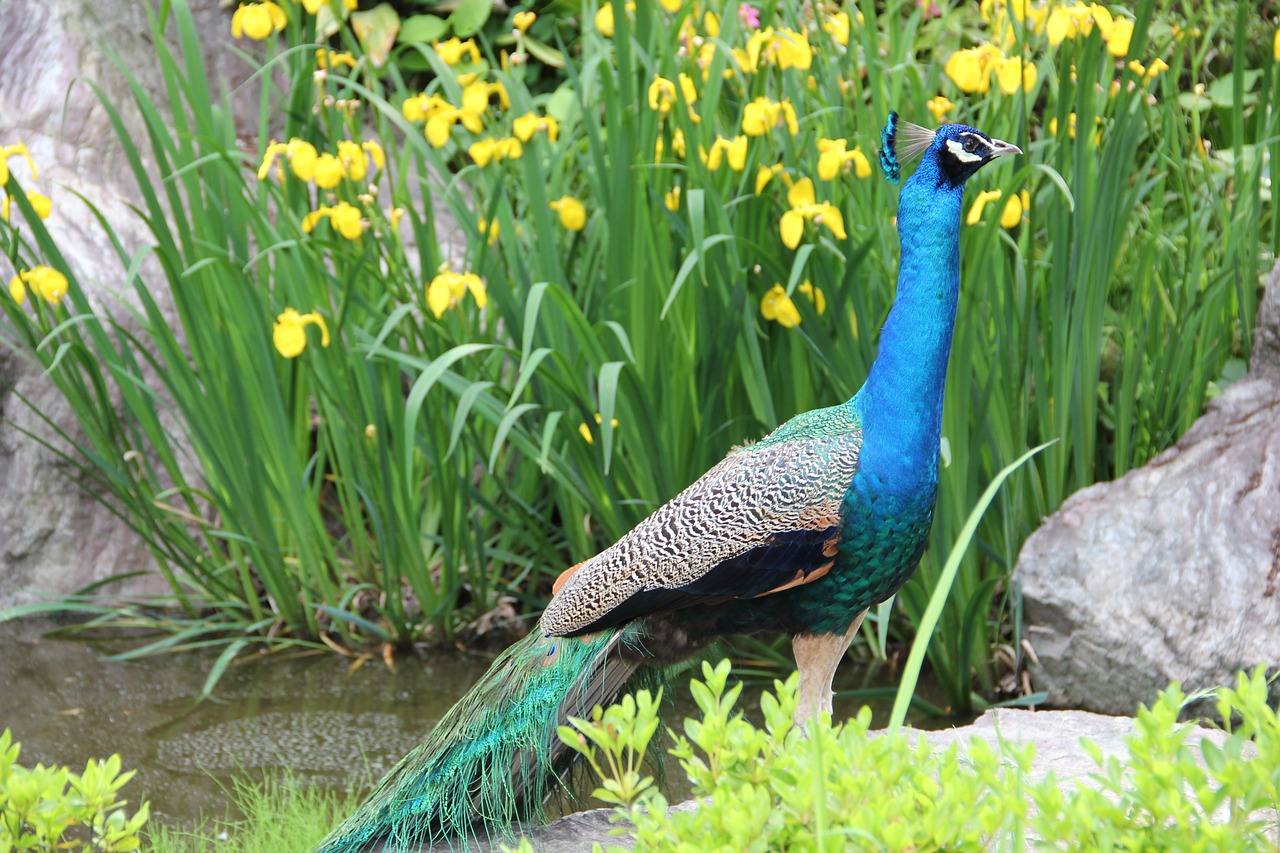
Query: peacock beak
987 138 1023 158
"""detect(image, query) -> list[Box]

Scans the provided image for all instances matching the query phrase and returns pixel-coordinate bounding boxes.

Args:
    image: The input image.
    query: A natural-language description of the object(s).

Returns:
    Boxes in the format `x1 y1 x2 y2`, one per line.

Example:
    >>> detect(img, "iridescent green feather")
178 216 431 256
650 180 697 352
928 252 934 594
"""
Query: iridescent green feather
314 625 647 853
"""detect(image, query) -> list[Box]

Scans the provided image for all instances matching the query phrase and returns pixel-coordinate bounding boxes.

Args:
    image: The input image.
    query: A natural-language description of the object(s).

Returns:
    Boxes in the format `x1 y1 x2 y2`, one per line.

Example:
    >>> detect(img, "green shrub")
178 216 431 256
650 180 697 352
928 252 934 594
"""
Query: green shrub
557 663 1280 851
0 729 148 853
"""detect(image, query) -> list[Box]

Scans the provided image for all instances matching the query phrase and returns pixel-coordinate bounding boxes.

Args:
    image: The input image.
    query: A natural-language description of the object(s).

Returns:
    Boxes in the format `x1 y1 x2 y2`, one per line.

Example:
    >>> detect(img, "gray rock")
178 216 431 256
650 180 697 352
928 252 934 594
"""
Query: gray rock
1016 260 1280 714
0 0 248 608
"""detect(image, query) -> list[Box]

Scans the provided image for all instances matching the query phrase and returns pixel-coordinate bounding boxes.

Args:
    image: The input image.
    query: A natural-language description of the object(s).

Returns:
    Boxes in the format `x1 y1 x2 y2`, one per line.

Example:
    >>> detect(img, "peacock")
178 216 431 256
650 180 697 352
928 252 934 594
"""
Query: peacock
315 112 1020 853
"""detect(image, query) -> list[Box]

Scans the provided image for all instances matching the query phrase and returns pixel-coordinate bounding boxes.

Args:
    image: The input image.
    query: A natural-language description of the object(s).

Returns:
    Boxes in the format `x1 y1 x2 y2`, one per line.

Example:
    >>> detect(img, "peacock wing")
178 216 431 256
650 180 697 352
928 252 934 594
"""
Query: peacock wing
540 426 862 637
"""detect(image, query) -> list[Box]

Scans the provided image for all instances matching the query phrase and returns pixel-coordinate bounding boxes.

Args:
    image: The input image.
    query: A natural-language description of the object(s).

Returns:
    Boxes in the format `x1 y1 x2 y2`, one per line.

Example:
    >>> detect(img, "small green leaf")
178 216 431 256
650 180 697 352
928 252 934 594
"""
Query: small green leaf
351 4 401 67
546 85 579 127
448 0 491 37
523 35 566 68
399 13 448 44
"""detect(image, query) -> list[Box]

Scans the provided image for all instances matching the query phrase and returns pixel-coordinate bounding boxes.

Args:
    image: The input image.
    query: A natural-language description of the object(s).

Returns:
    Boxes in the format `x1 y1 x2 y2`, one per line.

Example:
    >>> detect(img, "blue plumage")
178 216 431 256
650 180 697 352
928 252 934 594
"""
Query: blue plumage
315 114 1020 852
878 110 902 184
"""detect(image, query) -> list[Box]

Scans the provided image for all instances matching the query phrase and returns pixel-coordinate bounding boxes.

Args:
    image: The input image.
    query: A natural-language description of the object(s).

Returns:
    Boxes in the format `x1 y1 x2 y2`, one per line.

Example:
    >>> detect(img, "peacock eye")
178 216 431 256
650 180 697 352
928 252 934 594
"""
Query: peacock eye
962 136 979 154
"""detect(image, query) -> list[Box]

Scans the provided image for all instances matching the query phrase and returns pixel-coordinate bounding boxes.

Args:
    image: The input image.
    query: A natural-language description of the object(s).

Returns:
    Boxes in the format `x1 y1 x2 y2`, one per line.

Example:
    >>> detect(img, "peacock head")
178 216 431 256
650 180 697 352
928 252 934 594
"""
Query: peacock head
878 111 1021 189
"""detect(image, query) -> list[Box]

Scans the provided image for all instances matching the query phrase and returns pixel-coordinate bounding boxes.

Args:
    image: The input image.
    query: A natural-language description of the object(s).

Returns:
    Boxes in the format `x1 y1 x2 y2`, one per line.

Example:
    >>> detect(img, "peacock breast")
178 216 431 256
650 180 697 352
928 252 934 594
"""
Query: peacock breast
785 470 938 636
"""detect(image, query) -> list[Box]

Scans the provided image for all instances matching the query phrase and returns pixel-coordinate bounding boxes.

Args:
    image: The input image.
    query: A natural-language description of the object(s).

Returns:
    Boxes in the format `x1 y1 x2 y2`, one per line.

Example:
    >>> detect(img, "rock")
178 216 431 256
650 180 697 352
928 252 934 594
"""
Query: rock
1016 260 1280 714
0 0 255 608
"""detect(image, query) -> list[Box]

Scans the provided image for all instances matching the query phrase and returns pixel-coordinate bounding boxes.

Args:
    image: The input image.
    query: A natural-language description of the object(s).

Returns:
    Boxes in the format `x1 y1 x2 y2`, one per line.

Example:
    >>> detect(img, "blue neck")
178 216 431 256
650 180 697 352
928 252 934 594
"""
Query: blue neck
852 168 965 490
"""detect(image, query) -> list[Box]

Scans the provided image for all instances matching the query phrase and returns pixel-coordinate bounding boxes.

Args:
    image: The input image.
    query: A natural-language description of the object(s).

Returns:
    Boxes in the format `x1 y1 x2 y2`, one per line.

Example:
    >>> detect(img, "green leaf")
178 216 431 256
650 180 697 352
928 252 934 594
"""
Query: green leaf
1207 71 1260 108
351 4 401 67
399 13 448 44
448 0 491 37
523 35 566 68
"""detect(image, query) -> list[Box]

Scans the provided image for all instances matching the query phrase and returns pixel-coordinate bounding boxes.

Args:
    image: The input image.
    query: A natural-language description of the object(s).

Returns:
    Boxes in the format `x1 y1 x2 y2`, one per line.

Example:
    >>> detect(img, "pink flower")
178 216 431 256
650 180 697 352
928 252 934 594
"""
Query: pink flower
917 0 940 19
739 3 760 28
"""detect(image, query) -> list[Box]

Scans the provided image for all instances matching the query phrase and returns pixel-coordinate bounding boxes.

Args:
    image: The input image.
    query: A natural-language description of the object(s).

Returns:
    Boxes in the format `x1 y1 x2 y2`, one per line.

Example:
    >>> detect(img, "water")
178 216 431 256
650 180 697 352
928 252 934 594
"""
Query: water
0 618 947 833
0 618 483 828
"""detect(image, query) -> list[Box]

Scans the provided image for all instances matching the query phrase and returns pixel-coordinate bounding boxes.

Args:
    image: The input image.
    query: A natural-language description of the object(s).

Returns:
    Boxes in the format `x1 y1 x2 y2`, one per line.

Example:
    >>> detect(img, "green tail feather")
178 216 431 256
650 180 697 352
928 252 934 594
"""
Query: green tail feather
314 625 647 852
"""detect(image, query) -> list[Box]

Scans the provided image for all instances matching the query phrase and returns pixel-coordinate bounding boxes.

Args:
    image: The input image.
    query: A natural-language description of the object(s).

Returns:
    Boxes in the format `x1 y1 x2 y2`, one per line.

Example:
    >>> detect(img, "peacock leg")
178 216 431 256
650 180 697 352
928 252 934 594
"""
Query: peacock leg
791 610 867 728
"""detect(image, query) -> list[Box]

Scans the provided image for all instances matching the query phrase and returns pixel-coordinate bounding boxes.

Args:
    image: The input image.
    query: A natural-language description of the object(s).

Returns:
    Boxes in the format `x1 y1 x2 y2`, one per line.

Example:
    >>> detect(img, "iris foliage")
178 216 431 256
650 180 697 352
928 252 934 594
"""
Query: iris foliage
0 0 1274 708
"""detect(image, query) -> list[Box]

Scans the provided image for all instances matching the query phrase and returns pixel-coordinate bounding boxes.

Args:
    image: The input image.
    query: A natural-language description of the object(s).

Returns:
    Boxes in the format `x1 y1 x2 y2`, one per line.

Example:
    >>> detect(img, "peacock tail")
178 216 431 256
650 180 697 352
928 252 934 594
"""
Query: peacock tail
313 624 648 853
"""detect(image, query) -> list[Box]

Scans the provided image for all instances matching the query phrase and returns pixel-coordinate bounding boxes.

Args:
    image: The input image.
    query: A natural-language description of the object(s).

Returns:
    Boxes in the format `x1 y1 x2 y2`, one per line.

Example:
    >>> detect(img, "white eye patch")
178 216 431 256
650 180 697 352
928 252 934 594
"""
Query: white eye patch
945 137 984 163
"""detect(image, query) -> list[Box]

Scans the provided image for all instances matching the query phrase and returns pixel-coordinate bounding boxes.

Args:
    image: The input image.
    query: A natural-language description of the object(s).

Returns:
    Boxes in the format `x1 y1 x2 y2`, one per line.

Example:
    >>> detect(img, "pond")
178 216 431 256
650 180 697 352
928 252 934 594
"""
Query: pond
0 618 946 833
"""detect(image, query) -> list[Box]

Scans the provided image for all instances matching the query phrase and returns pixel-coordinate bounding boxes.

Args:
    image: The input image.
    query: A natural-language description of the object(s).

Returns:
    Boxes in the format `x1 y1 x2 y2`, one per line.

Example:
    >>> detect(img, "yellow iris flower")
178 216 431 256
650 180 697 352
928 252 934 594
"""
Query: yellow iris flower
337 140 385 181
0 143 37 186
231 1 286 40
1000 190 1031 229
755 163 785 194
258 138 319 182
927 96 955 123
513 113 561 143
316 49 357 70
300 0 355 12
745 27 813 71
302 201 366 240
760 281 826 329
549 196 587 231
427 265 487 319
966 189 1004 226
742 97 799 136
312 153 345 189
647 75 700 123
273 308 330 358
702 135 748 172
2 190 52 221
816 139 872 181
779 178 846 249
595 2 635 37
468 137 523 167
434 38 482 65
9 266 68 307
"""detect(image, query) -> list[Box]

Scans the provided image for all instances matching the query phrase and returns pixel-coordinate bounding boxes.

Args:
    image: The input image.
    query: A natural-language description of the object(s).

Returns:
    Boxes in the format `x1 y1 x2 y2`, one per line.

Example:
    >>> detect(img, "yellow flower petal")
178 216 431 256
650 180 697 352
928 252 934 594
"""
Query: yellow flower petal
967 189 1003 225
726 135 748 171
549 196 586 231
286 138 318 181
272 307 329 357
760 284 801 328
1000 191 1024 228
427 113 459 149
816 203 846 241
1108 18 1133 56
9 266 68 306
313 152 345 188
927 95 954 123
232 2 286 40
798 281 826 315
595 4 615 37
426 276 453 318
780 210 804 249
850 148 871 179
787 177 816 208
